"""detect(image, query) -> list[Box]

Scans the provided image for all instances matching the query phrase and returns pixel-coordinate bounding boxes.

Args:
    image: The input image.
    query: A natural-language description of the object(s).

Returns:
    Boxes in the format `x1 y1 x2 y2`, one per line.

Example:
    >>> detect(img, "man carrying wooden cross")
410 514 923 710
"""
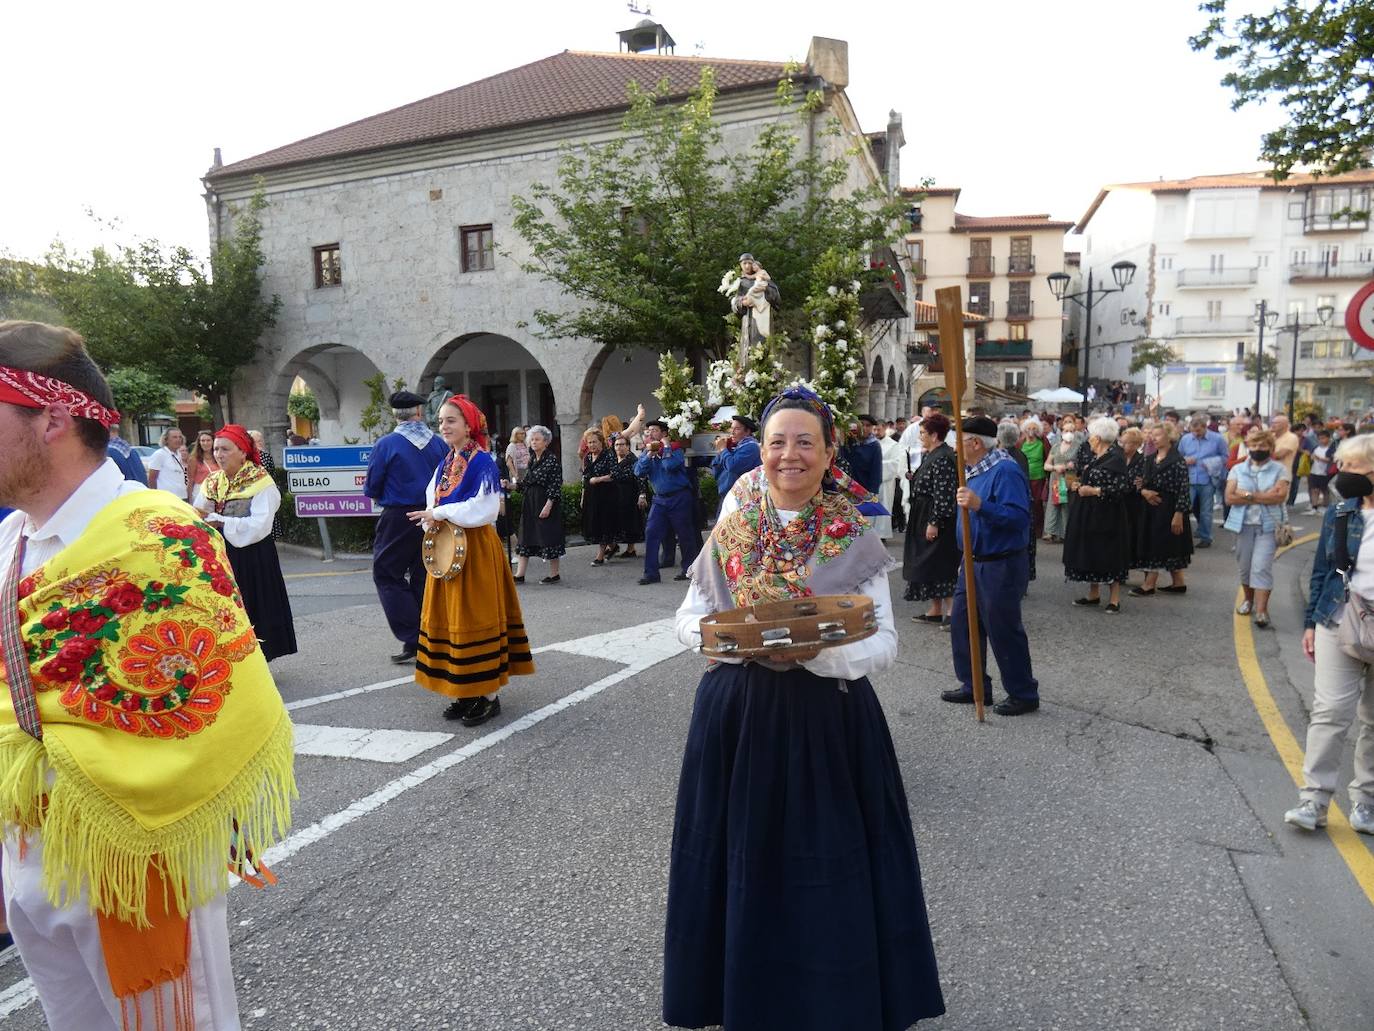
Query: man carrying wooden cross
942 413 1041 716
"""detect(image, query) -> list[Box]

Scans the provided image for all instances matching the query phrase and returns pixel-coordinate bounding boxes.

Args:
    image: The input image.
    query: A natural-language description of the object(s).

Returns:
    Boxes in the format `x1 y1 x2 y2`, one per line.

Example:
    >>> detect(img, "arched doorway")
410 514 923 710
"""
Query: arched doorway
885 366 898 421
272 342 387 444
868 355 887 420
419 332 556 448
897 373 907 417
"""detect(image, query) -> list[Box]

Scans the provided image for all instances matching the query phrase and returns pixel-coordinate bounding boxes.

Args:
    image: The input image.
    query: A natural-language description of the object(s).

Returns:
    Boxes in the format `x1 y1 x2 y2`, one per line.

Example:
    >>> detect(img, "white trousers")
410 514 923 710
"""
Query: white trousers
2 837 241 1030
1303 624 1374 807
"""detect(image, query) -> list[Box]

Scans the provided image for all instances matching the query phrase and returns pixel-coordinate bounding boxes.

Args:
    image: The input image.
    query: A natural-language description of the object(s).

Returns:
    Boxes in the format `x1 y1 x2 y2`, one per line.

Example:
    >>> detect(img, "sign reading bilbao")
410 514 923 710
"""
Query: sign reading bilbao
283 446 375 518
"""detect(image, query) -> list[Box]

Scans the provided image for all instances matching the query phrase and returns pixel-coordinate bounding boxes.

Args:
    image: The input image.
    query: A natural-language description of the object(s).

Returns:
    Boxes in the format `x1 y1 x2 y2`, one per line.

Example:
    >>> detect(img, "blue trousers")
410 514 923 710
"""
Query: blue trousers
950 555 1039 702
372 506 427 648
1190 481 1215 543
644 491 701 580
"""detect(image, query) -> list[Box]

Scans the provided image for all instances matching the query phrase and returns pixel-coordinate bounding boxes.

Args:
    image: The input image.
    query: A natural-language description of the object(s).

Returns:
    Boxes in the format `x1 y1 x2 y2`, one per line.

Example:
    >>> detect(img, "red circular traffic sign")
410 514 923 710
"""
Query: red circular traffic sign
1348 280 1374 351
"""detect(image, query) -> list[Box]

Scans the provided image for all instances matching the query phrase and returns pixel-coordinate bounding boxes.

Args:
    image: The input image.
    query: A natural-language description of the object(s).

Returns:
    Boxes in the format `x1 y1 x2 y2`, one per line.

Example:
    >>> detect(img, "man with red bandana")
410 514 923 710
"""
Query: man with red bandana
0 321 295 1029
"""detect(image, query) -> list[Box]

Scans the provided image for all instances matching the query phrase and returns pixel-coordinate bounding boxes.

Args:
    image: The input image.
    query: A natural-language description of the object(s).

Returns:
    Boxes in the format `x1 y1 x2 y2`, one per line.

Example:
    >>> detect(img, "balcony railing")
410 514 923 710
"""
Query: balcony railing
912 257 927 279
1172 315 1254 335
1176 267 1259 288
1304 212 1370 233
1289 259 1374 281
1005 299 1034 320
975 339 1032 358
1007 255 1036 276
968 256 995 276
967 298 992 317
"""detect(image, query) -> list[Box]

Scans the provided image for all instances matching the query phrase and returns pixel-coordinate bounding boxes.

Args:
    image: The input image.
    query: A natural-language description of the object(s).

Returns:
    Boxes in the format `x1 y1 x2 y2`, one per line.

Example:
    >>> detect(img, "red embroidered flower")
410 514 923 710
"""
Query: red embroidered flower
119 695 142 713
40 609 70 631
825 519 852 539
210 577 234 597
57 637 97 662
94 684 117 702
17 575 37 600
103 583 145 614
192 542 216 561
40 654 84 682
181 673 198 690
68 610 108 635
162 523 195 538
725 553 744 580
188 527 211 544
202 559 223 577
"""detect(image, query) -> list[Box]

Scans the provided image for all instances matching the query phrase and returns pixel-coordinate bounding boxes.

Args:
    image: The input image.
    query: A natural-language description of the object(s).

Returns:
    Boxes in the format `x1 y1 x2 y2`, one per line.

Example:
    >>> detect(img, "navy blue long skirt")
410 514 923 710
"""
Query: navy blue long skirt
663 662 944 1030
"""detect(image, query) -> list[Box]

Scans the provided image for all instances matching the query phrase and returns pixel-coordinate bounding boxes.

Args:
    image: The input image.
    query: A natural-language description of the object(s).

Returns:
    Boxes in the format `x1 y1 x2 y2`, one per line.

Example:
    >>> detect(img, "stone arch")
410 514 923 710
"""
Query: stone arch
885 366 899 421
867 354 887 420
270 342 386 445
417 331 558 447
897 373 907 417
580 344 668 429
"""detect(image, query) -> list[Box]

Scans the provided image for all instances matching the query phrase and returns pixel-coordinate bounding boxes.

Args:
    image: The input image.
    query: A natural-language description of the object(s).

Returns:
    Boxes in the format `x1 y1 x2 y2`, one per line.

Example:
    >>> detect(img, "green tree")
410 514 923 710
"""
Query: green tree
42 188 281 424
287 387 321 426
105 366 175 425
0 257 65 323
1128 338 1181 397
511 67 907 362
1191 1 1374 178
1243 348 1281 385
357 374 407 443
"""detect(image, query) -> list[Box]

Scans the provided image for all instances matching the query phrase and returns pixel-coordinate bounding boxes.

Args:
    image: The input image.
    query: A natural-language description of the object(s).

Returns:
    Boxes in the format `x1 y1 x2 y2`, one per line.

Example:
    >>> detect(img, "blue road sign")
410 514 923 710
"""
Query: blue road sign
283 445 373 470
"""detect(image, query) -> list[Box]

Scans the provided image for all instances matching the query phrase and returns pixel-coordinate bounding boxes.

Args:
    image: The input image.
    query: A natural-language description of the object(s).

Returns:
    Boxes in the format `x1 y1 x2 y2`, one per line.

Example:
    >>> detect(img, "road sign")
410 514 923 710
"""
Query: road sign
293 493 382 518
283 445 373 470
288 469 368 494
1347 281 1374 351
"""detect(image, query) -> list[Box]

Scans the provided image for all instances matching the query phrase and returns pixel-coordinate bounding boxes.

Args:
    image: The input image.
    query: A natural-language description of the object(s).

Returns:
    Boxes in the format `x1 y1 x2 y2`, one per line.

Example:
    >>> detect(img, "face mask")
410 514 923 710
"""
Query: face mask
1061 432 1074 442
1248 450 1270 463
1334 470 1374 499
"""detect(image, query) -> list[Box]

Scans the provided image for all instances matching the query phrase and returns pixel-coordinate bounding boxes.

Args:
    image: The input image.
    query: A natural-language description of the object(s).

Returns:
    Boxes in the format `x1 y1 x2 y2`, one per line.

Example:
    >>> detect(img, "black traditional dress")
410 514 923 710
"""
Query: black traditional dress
665 468 944 1031
516 449 566 560
1063 445 1132 584
610 454 646 545
580 450 617 545
1123 449 1146 569
902 442 960 600
1135 446 1194 571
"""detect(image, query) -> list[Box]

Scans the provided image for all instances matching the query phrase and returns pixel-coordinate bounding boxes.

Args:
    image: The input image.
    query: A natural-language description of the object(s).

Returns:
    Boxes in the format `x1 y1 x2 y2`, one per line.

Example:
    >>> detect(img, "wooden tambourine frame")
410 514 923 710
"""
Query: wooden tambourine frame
421 522 468 580
698 594 877 663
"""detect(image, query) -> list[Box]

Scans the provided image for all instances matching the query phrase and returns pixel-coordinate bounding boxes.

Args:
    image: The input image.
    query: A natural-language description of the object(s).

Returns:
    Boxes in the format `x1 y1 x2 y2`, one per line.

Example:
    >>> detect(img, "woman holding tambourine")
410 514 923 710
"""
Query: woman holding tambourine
663 386 944 1031
408 394 534 726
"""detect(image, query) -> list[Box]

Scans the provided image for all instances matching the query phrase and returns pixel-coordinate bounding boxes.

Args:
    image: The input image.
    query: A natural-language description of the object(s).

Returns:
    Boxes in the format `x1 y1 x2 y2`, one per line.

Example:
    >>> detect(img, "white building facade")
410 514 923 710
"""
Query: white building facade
203 33 911 475
1075 171 1374 417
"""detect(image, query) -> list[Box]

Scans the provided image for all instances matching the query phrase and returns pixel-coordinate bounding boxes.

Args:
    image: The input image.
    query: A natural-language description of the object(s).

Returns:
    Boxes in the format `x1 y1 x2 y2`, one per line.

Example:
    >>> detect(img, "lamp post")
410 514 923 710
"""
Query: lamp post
1048 260 1137 415
1283 305 1336 421
1251 301 1279 418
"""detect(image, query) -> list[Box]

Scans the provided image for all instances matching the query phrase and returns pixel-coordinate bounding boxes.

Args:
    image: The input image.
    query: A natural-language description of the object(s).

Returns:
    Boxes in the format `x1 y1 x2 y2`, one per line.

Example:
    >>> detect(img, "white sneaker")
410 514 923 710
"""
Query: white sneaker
1284 799 1329 830
1351 802 1374 835
1303 507 1319 516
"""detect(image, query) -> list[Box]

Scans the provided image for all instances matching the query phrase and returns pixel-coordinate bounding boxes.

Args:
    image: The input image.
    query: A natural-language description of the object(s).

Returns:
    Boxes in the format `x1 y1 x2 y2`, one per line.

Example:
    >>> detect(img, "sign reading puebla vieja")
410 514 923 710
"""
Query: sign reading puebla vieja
284 446 378 518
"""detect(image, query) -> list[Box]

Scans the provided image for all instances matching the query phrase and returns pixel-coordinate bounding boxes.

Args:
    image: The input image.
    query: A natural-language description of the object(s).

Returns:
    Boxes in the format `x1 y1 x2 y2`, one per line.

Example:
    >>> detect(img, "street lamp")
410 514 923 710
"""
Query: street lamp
1250 301 1279 418
1283 304 1336 421
1047 260 1137 414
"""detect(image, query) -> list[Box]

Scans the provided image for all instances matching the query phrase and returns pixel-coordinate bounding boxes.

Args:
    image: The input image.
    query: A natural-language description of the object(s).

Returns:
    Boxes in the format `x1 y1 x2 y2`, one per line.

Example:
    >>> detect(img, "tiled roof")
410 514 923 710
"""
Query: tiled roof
1076 167 1374 231
952 213 1074 233
913 300 988 326
209 50 791 179
901 185 960 198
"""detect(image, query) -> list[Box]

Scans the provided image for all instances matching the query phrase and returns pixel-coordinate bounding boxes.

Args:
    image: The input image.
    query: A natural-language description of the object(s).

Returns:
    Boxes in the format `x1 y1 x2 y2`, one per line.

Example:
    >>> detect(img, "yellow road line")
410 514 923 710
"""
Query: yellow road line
1232 530 1374 908
284 568 371 579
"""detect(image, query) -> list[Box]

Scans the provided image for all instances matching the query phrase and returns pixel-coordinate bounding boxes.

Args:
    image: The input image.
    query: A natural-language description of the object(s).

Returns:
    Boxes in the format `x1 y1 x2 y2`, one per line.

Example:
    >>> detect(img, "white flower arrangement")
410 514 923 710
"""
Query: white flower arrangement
827 285 838 296
835 319 846 330
850 280 862 293
717 270 742 297
813 324 830 340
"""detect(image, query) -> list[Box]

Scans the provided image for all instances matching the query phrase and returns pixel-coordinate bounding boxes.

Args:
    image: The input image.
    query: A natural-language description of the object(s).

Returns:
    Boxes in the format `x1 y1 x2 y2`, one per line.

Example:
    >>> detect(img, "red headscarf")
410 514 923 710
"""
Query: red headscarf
444 394 489 450
215 424 261 465
0 364 121 427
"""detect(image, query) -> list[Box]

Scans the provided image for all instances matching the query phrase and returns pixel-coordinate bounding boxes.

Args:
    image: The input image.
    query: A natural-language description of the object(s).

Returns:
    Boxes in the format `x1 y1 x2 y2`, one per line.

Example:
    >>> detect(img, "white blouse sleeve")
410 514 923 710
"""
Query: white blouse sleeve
799 568 898 680
432 490 501 528
217 484 279 548
192 484 207 511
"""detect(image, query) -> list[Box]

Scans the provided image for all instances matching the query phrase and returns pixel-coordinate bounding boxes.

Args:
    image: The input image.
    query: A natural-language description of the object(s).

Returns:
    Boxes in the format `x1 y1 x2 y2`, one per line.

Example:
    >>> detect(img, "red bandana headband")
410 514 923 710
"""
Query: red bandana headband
215 424 261 465
446 394 489 450
0 364 121 428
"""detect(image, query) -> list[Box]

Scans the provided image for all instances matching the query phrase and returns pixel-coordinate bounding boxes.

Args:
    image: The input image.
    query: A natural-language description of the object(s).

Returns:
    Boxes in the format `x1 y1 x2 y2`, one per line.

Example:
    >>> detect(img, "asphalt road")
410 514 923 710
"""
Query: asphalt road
3 514 1373 1031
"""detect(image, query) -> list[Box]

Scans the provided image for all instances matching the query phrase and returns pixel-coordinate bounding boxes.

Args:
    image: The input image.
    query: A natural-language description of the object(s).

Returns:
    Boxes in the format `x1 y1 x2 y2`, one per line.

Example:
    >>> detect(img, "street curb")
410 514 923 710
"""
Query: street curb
277 536 599 563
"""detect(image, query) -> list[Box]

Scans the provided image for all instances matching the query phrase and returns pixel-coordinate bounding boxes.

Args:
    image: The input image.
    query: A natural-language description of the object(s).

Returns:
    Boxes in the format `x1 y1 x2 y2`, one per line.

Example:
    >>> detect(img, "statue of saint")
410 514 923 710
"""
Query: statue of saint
730 253 780 363
425 375 453 429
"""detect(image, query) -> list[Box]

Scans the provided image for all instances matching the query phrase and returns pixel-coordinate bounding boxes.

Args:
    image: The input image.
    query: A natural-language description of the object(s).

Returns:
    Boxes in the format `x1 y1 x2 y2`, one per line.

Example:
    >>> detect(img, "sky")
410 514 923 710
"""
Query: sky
2 0 1282 263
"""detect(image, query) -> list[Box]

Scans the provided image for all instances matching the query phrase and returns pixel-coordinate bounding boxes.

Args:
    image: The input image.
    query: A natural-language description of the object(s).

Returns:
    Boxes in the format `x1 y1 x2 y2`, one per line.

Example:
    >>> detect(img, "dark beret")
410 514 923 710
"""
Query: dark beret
389 390 426 409
732 414 758 433
646 419 670 432
961 415 999 438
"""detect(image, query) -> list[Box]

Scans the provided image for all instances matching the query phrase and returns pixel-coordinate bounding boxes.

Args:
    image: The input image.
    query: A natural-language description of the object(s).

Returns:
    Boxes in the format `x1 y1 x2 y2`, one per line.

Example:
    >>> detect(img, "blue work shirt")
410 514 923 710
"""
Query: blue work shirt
1177 429 1228 486
106 439 147 484
955 454 1031 556
363 429 449 508
710 437 761 500
0 507 12 525
842 436 884 495
634 444 694 497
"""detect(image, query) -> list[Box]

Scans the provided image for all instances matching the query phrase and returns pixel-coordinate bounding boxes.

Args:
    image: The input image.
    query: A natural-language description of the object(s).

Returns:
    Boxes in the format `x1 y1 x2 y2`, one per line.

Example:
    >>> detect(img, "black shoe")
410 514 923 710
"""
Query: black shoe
941 689 992 705
1127 586 1155 597
1159 584 1187 594
911 614 944 624
513 575 525 584
1073 596 1100 606
443 697 479 721
673 572 690 581
638 576 661 585
1195 539 1212 549
461 695 501 727
590 558 606 566
1105 602 1120 614
390 646 417 664
540 575 561 584
993 697 1039 716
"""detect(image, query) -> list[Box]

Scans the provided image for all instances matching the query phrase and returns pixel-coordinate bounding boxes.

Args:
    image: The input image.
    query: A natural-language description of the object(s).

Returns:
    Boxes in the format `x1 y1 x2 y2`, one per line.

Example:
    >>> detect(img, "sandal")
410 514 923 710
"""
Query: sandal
1236 599 1252 616
1254 612 1270 628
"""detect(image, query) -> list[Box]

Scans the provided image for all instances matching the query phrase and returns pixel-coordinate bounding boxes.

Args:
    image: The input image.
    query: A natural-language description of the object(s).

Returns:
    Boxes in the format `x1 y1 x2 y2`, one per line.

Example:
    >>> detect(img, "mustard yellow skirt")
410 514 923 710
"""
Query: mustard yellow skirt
416 523 534 698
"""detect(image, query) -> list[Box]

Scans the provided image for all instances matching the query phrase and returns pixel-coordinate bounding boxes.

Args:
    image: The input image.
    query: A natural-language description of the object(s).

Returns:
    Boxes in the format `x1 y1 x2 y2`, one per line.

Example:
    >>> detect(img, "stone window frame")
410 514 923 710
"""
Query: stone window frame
313 244 341 288
461 224 496 273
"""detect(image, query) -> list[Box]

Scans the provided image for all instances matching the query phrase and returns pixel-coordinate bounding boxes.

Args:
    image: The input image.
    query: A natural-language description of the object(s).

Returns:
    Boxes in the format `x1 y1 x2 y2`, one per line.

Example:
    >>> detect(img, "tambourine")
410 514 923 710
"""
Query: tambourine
421 522 468 580
698 595 877 663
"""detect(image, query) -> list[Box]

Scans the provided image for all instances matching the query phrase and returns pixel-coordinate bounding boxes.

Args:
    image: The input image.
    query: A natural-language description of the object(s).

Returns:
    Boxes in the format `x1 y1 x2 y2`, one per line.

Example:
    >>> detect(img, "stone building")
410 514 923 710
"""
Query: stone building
203 28 911 474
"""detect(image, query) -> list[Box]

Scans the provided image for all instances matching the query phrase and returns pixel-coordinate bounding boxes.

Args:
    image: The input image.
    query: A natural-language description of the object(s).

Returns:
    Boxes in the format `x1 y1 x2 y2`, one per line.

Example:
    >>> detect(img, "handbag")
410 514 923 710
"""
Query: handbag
1331 512 1374 663
1275 513 1293 547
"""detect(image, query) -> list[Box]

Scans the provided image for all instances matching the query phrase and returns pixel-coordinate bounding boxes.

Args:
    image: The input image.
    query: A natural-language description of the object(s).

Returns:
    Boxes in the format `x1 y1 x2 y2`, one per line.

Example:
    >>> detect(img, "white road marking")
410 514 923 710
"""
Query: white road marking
292 725 454 763
0 617 691 1018
284 675 412 712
